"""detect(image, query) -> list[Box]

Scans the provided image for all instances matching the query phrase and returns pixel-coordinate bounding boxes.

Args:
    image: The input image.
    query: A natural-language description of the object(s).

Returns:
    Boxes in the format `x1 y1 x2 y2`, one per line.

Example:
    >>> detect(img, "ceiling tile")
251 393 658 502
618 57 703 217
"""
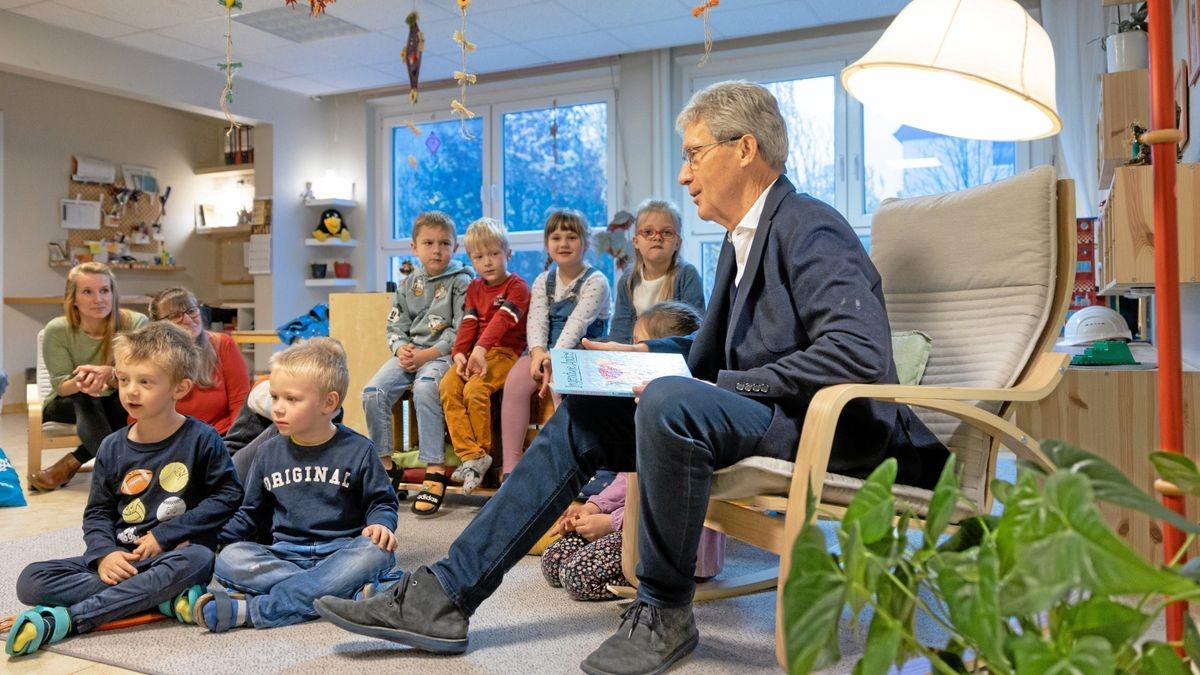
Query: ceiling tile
230 58 301 82
157 16 295 54
56 0 204 31
307 65 400 91
371 53 459 85
522 30 633 62
617 17 716 52
469 1 599 44
296 32 407 66
114 31 223 63
805 0 907 25
384 18 508 60
263 75 331 97
11 2 138 39
708 1 821 39
556 0 690 30
0 0 40 8
325 0 456 31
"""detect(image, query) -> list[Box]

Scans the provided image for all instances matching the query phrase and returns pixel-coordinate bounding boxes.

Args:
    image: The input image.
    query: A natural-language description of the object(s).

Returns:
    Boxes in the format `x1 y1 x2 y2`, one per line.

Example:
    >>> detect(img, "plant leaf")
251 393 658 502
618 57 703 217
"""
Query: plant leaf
854 612 902 675
1012 633 1115 675
843 458 897 545
935 539 1011 673
1139 641 1190 675
784 511 846 673
937 515 999 553
1061 598 1152 647
1183 614 1200 668
1042 440 1200 535
1149 451 1200 497
924 455 959 550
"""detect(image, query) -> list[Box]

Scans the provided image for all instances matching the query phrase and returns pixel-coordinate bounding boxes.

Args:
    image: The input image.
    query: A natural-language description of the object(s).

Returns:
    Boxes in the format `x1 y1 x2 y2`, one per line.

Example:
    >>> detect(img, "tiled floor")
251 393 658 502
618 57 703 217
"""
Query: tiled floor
1 410 139 674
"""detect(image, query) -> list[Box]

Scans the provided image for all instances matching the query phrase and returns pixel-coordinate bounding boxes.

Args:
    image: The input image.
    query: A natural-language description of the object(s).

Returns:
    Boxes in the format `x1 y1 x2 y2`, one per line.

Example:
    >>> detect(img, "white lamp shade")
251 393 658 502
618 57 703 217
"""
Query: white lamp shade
842 0 1061 141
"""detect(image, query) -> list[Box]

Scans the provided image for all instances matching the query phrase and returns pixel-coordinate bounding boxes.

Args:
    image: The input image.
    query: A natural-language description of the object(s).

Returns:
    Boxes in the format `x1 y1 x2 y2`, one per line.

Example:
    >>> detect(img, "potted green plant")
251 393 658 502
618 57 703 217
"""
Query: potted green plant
1105 2 1148 73
783 440 1200 674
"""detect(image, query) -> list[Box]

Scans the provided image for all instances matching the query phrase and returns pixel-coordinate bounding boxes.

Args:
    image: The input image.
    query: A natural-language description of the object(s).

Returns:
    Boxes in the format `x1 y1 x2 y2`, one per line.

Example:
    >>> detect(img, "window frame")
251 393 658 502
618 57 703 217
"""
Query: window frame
374 74 620 284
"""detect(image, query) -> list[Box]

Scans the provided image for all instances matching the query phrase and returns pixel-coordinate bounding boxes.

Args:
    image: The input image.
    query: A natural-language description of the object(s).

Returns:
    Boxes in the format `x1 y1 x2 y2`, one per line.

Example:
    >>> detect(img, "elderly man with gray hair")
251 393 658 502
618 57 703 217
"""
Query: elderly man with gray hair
316 80 947 675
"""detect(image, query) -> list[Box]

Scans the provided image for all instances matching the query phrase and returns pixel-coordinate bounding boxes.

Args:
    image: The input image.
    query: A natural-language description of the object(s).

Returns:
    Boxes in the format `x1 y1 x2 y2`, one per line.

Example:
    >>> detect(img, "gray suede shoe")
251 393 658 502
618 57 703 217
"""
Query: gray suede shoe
580 601 699 675
313 566 469 654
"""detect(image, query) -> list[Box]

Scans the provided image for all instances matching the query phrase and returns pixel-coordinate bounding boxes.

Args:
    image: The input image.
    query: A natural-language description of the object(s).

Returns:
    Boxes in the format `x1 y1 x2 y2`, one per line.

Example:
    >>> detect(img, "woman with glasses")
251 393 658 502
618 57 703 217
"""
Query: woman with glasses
29 262 149 492
605 198 705 344
148 287 250 435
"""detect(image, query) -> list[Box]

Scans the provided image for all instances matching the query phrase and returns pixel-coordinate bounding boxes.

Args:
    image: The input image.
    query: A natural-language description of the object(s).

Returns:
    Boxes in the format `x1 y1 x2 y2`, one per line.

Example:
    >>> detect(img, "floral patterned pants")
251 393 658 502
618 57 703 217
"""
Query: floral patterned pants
540 531 628 601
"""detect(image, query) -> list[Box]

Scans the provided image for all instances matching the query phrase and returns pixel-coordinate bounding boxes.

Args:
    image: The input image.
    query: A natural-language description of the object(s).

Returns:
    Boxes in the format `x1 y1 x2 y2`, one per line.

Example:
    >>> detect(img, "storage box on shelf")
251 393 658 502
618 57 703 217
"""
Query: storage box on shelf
1097 69 1150 188
304 197 358 288
1094 163 1199 294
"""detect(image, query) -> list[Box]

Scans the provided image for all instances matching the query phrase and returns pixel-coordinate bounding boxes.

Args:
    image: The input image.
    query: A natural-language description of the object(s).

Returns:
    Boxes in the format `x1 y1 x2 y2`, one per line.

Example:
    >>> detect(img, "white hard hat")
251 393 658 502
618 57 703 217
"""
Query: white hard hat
1058 305 1132 346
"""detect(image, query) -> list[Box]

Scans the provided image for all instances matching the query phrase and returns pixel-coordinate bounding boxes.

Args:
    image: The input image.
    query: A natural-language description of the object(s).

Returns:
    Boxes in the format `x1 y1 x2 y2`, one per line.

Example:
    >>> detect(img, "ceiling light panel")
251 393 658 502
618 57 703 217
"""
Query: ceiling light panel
235 6 366 43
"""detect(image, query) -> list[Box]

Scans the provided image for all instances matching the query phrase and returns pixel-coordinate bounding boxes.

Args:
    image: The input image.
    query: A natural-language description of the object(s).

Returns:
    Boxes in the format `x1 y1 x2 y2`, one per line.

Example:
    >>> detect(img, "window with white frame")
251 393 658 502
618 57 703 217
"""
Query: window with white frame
675 34 1046 296
379 85 617 288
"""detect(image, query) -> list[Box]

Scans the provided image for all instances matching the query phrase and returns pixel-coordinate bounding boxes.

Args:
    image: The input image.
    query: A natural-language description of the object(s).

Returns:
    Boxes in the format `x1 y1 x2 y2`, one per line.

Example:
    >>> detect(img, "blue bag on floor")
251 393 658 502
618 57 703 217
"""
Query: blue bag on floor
0 448 28 507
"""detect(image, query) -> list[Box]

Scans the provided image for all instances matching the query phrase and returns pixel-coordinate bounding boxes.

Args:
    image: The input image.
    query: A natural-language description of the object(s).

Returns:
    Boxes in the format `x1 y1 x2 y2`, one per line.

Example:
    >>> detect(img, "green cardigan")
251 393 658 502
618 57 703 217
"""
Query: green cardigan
42 311 148 406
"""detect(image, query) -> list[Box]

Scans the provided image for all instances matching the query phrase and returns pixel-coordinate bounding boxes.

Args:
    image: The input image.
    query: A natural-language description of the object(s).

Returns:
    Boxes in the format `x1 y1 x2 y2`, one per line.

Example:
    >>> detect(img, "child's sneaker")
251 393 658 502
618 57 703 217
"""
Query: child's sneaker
457 455 492 495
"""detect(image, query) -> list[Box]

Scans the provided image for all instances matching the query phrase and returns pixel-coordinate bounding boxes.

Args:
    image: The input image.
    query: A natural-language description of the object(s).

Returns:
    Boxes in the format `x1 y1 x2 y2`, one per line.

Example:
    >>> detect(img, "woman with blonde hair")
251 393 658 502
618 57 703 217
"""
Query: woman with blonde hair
606 199 705 343
149 287 250 434
29 262 147 491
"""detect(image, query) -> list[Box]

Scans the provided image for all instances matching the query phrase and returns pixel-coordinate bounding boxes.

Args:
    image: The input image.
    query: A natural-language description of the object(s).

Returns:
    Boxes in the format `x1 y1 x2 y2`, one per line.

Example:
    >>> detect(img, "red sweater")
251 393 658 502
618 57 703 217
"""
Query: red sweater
452 274 530 357
176 331 250 434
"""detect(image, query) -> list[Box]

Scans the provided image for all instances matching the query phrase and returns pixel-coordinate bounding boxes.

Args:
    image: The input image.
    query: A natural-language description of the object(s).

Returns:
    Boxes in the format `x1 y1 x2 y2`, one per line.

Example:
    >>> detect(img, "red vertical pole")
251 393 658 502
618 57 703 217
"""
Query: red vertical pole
1146 0 1187 644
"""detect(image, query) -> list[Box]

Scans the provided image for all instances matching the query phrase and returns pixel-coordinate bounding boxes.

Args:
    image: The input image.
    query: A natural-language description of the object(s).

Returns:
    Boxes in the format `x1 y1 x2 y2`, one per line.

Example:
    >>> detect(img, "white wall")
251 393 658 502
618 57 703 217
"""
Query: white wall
0 11 327 397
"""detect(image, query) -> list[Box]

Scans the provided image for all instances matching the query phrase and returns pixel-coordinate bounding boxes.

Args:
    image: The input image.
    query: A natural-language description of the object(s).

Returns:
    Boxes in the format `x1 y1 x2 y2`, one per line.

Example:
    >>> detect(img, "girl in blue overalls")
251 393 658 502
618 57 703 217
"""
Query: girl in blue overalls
500 209 611 475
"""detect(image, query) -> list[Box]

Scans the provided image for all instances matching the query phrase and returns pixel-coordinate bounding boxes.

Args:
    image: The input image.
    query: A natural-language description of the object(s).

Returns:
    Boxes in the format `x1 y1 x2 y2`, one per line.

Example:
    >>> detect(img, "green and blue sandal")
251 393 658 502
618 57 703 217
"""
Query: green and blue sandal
5 606 70 657
158 584 206 624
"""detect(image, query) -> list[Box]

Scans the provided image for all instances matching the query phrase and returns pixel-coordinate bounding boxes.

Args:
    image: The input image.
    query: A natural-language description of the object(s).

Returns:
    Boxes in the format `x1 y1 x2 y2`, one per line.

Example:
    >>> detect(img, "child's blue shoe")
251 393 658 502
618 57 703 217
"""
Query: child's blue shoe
5 606 70 657
355 566 406 601
158 584 205 624
195 589 250 633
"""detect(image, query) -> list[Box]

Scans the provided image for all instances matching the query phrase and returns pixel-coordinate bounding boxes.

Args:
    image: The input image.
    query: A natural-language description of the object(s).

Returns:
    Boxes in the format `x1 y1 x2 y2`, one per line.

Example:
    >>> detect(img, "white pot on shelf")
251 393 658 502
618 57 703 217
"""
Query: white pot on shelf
1106 30 1148 72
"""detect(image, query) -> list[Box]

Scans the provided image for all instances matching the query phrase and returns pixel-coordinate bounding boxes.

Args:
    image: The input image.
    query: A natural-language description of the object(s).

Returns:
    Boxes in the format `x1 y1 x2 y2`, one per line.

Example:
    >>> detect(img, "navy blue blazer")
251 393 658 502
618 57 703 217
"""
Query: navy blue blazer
651 176 947 489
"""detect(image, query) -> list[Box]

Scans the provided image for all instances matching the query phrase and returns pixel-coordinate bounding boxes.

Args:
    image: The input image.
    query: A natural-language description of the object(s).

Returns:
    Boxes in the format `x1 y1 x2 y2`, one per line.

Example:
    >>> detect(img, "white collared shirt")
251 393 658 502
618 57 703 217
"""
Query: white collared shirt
729 185 772 287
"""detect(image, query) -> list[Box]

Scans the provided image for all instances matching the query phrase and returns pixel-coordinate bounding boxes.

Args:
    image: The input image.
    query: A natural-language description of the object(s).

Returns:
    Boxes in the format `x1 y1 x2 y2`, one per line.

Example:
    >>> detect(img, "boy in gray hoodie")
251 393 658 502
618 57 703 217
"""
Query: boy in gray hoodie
362 212 472 485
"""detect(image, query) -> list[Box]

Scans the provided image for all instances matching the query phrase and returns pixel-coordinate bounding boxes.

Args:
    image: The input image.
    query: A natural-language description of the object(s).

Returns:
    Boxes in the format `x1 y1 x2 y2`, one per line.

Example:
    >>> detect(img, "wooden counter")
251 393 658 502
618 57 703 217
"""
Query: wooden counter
1013 367 1200 564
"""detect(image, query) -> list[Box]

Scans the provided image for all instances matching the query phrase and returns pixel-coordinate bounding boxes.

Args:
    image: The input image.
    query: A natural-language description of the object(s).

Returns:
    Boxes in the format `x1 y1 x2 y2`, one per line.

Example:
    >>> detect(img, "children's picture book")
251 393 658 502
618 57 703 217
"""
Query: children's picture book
549 348 692 397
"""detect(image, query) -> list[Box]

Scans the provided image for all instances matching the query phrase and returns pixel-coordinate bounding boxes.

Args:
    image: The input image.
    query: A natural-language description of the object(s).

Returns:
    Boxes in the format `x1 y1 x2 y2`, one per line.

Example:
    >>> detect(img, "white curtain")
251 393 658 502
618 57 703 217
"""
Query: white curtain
1041 0 1106 217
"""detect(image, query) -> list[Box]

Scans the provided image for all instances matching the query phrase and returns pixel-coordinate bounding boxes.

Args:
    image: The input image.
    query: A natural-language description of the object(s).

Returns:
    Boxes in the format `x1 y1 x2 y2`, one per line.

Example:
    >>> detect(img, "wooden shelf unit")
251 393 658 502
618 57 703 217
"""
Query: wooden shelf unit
304 238 357 247
49 261 185 272
194 163 255 176
304 197 358 208
1095 163 1199 294
1097 69 1150 188
304 278 356 287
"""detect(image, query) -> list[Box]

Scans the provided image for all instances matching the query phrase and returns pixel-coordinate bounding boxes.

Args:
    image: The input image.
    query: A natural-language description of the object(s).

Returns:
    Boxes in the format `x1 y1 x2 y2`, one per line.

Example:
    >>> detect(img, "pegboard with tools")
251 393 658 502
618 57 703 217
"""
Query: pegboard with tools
61 178 172 265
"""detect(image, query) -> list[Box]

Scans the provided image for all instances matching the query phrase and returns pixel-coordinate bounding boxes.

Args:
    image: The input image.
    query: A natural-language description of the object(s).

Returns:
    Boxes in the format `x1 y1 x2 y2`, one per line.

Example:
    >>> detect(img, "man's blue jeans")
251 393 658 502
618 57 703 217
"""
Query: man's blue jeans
429 376 772 613
16 546 214 633
363 355 451 463
215 536 395 628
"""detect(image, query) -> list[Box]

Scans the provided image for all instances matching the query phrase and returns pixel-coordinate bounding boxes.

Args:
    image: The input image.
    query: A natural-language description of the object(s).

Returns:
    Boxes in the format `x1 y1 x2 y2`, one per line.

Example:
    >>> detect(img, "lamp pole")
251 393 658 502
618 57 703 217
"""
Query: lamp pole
1145 0 1187 645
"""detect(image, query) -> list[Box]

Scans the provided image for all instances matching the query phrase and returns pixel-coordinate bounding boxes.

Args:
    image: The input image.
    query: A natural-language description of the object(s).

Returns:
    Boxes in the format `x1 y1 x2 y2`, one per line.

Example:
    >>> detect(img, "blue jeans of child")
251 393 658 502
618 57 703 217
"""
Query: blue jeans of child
214 535 394 628
429 376 772 613
16 546 214 633
363 355 451 463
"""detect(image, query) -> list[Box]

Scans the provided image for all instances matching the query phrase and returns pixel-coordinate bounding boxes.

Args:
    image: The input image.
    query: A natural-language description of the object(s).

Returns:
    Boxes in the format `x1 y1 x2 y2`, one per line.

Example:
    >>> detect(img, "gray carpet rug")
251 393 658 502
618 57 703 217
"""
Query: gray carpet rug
3 495 807 675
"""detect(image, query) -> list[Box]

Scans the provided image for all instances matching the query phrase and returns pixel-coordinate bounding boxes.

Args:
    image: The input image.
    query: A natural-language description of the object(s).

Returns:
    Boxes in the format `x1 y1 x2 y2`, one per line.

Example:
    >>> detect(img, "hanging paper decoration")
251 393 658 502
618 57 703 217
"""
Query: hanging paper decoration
404 119 422 136
284 0 335 16
218 0 243 136
401 11 425 104
451 0 477 138
693 0 719 67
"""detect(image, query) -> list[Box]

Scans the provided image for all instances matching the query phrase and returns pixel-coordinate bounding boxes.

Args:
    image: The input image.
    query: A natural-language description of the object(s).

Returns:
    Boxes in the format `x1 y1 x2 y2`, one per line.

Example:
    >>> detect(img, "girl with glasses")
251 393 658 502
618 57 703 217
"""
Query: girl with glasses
606 199 705 344
30 262 149 492
148 287 250 436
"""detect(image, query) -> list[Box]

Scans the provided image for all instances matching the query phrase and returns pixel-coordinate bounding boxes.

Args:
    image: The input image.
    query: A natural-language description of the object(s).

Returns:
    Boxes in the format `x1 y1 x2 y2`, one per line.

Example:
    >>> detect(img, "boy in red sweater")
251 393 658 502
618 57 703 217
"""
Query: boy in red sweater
417 218 529 514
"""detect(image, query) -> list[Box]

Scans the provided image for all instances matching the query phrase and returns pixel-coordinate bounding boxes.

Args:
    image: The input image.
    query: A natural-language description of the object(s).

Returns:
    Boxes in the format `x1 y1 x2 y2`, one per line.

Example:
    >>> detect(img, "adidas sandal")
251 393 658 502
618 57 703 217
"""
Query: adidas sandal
412 471 449 516
5 606 69 656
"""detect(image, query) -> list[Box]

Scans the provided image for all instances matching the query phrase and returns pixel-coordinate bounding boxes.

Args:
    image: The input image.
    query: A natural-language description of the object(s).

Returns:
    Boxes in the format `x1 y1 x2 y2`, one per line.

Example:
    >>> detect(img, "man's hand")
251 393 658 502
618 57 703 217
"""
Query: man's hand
98 551 140 585
581 338 649 353
131 531 164 560
466 346 488 379
572 513 615 542
363 524 397 552
553 501 600 536
453 352 470 380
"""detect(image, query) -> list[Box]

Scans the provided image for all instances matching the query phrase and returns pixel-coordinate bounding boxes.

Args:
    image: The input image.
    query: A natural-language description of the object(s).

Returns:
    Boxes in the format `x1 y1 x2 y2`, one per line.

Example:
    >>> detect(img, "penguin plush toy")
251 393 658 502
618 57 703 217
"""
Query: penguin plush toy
313 208 351 242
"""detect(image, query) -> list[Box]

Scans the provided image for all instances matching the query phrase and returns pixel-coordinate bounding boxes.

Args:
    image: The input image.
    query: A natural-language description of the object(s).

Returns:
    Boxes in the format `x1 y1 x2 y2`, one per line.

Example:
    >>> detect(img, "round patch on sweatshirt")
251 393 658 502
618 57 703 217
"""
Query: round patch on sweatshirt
119 468 154 496
159 462 189 493
122 499 146 524
156 496 186 521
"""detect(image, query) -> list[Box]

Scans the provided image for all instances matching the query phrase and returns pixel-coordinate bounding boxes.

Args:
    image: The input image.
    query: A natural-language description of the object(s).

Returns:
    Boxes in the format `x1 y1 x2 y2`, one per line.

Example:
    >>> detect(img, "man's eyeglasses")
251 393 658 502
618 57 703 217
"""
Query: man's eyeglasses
164 306 201 323
635 228 678 241
681 135 744 170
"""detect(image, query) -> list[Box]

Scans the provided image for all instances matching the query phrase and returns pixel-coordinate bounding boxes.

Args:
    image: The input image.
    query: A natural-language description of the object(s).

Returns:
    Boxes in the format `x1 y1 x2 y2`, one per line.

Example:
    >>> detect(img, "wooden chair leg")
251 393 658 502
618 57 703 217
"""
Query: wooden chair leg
26 384 44 476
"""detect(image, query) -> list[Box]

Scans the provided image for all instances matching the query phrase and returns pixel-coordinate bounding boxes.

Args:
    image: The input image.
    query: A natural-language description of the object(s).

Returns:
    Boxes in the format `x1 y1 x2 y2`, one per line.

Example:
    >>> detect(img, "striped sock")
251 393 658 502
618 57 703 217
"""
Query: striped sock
202 596 250 631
